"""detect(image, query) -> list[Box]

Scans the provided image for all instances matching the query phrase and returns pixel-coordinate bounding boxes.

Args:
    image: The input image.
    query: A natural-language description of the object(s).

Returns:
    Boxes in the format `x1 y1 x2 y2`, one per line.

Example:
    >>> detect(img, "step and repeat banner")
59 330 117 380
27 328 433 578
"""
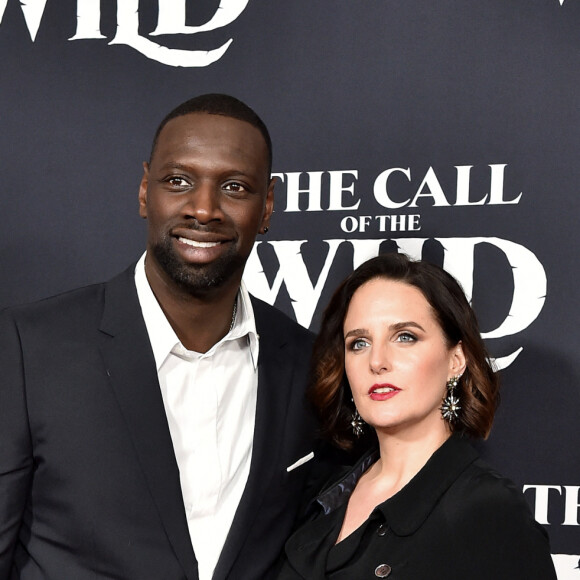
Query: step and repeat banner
1 1 578 576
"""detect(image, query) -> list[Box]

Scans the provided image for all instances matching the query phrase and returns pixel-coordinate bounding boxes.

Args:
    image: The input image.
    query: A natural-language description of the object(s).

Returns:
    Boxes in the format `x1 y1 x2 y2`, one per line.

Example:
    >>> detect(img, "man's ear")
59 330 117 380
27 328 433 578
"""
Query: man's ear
138 162 149 219
261 176 275 231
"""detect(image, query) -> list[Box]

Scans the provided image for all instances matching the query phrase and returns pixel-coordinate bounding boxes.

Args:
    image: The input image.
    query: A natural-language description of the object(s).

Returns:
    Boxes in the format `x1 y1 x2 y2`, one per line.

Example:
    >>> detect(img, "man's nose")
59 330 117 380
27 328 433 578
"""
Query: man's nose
182 183 224 224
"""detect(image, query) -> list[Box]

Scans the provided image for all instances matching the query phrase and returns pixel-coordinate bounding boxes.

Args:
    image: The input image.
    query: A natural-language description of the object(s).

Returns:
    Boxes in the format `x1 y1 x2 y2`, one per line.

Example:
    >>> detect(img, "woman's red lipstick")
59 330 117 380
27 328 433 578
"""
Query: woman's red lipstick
369 384 401 401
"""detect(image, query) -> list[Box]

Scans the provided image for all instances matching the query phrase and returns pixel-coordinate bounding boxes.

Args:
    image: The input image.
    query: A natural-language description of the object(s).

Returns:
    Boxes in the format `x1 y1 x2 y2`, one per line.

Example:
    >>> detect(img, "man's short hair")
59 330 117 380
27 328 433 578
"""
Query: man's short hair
149 94 273 177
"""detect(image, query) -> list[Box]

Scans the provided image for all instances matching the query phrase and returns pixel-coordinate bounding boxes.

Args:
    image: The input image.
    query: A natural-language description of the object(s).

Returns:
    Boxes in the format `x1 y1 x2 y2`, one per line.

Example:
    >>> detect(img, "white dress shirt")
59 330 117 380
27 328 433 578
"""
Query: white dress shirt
134 253 259 580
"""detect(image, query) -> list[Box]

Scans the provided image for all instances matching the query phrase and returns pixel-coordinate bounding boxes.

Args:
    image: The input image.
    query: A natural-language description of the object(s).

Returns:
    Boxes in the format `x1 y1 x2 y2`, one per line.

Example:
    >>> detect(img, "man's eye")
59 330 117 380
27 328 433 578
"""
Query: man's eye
166 176 189 188
223 182 247 194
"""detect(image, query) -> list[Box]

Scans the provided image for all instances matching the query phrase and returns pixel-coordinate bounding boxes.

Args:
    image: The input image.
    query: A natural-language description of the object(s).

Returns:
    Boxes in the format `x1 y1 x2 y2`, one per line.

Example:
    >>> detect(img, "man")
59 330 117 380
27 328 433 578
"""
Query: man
0 94 317 579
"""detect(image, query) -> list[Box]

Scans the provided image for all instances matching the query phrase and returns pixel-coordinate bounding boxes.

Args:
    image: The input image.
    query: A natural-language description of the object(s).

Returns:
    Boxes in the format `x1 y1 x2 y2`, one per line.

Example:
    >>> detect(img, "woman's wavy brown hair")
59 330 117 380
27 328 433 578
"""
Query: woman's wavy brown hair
309 253 500 450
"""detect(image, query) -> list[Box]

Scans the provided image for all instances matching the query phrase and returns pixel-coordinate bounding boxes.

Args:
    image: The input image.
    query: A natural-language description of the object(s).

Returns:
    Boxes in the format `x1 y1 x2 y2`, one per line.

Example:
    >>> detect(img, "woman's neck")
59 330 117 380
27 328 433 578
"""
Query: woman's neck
370 426 451 494
336 425 451 544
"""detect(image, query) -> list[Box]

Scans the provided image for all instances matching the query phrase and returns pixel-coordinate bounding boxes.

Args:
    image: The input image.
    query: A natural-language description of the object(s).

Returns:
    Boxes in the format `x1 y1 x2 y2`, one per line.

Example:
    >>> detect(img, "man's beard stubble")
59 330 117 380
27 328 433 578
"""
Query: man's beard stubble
151 235 245 297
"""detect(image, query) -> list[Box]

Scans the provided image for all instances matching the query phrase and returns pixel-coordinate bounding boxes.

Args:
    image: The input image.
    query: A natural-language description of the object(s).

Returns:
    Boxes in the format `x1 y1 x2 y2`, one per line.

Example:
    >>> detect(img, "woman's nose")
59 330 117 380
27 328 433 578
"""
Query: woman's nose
369 345 390 374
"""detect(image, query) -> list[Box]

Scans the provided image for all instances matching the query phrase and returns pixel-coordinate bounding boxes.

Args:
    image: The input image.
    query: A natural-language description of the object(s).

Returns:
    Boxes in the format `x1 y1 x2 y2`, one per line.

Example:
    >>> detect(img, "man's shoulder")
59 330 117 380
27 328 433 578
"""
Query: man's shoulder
249 295 314 342
1 265 135 328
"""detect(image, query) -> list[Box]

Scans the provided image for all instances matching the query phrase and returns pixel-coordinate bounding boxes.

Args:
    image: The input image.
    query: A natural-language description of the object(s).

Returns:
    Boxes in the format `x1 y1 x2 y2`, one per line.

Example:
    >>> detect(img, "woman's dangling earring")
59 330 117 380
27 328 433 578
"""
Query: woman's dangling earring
350 398 365 437
441 375 461 423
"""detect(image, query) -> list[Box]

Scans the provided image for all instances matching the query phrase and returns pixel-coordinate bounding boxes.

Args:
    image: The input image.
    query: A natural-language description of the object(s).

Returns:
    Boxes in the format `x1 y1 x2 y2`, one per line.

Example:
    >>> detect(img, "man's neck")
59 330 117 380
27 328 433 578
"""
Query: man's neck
145 264 240 354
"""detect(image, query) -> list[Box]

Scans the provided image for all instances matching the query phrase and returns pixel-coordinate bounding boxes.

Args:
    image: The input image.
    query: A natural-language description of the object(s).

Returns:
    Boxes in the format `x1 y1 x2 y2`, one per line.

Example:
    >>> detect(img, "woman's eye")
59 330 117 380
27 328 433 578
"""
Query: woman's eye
350 338 370 351
396 332 416 343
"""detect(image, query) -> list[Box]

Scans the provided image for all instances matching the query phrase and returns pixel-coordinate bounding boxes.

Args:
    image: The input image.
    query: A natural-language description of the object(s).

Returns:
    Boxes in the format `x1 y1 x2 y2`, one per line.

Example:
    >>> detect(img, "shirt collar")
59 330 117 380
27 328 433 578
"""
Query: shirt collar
316 450 379 515
134 252 259 371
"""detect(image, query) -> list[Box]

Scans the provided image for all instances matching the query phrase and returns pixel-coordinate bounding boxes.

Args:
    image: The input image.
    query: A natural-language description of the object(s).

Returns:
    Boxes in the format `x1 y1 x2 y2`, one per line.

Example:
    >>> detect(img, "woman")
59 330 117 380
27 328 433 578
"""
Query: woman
278 253 556 580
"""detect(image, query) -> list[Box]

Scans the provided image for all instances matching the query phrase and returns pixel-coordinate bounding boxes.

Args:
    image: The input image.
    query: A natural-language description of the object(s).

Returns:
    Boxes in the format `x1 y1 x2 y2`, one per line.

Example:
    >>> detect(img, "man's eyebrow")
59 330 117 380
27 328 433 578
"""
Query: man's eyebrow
157 162 191 172
158 161 258 179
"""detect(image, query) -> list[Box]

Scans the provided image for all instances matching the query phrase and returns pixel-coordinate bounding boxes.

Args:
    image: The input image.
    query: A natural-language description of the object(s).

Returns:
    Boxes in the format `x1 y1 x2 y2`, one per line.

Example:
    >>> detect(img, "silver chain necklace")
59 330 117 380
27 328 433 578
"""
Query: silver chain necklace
229 299 238 332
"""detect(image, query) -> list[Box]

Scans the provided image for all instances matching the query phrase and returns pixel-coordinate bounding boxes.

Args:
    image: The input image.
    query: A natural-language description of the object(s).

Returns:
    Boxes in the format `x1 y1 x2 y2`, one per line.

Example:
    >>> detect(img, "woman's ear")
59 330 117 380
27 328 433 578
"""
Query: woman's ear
449 341 467 378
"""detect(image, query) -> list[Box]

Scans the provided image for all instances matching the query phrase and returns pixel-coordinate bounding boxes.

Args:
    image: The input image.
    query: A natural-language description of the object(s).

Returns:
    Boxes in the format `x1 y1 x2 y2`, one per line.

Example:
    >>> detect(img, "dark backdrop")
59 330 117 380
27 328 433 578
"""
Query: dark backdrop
1 1 578 575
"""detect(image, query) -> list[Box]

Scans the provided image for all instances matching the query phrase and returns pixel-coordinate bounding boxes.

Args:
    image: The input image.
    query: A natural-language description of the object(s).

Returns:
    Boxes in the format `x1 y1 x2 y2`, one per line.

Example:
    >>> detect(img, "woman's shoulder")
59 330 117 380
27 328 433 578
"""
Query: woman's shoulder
429 456 557 578
441 457 552 554
450 456 532 513
437 455 537 531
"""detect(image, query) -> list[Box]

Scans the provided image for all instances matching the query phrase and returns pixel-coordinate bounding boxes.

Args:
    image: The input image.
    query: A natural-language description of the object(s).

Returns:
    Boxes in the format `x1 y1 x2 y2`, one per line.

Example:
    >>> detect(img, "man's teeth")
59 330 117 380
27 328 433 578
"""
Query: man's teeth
179 237 220 248
373 387 396 394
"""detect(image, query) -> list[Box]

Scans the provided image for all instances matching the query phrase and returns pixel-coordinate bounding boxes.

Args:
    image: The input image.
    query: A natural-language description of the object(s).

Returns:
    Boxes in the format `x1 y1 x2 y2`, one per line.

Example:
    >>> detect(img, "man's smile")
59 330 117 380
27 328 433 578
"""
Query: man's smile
177 237 221 249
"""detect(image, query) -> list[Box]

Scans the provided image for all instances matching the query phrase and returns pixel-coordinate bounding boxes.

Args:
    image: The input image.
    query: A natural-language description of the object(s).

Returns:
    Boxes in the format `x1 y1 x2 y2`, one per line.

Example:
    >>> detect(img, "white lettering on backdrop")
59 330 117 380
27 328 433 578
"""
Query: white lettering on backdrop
244 237 547 371
273 164 523 213
0 0 249 66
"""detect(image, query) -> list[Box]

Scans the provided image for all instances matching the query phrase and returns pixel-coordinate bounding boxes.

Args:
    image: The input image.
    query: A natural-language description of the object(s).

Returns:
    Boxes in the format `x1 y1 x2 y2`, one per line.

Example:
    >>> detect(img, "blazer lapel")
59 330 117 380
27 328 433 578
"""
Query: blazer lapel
212 299 296 579
98 267 198 580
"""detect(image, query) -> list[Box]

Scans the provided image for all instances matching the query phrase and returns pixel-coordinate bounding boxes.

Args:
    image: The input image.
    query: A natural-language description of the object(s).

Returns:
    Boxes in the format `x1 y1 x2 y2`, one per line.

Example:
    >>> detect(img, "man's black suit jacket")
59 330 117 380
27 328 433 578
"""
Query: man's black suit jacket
0 265 317 580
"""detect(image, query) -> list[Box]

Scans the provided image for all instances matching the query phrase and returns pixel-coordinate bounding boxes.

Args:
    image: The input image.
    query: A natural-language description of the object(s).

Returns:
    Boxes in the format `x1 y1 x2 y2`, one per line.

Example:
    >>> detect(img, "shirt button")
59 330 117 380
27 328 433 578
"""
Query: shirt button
377 523 388 536
375 563 392 577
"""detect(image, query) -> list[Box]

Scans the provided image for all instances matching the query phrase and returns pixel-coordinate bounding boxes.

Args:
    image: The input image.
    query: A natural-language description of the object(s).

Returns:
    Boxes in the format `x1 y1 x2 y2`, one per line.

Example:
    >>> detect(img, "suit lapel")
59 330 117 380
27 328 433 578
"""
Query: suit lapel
212 299 296 580
98 267 198 580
